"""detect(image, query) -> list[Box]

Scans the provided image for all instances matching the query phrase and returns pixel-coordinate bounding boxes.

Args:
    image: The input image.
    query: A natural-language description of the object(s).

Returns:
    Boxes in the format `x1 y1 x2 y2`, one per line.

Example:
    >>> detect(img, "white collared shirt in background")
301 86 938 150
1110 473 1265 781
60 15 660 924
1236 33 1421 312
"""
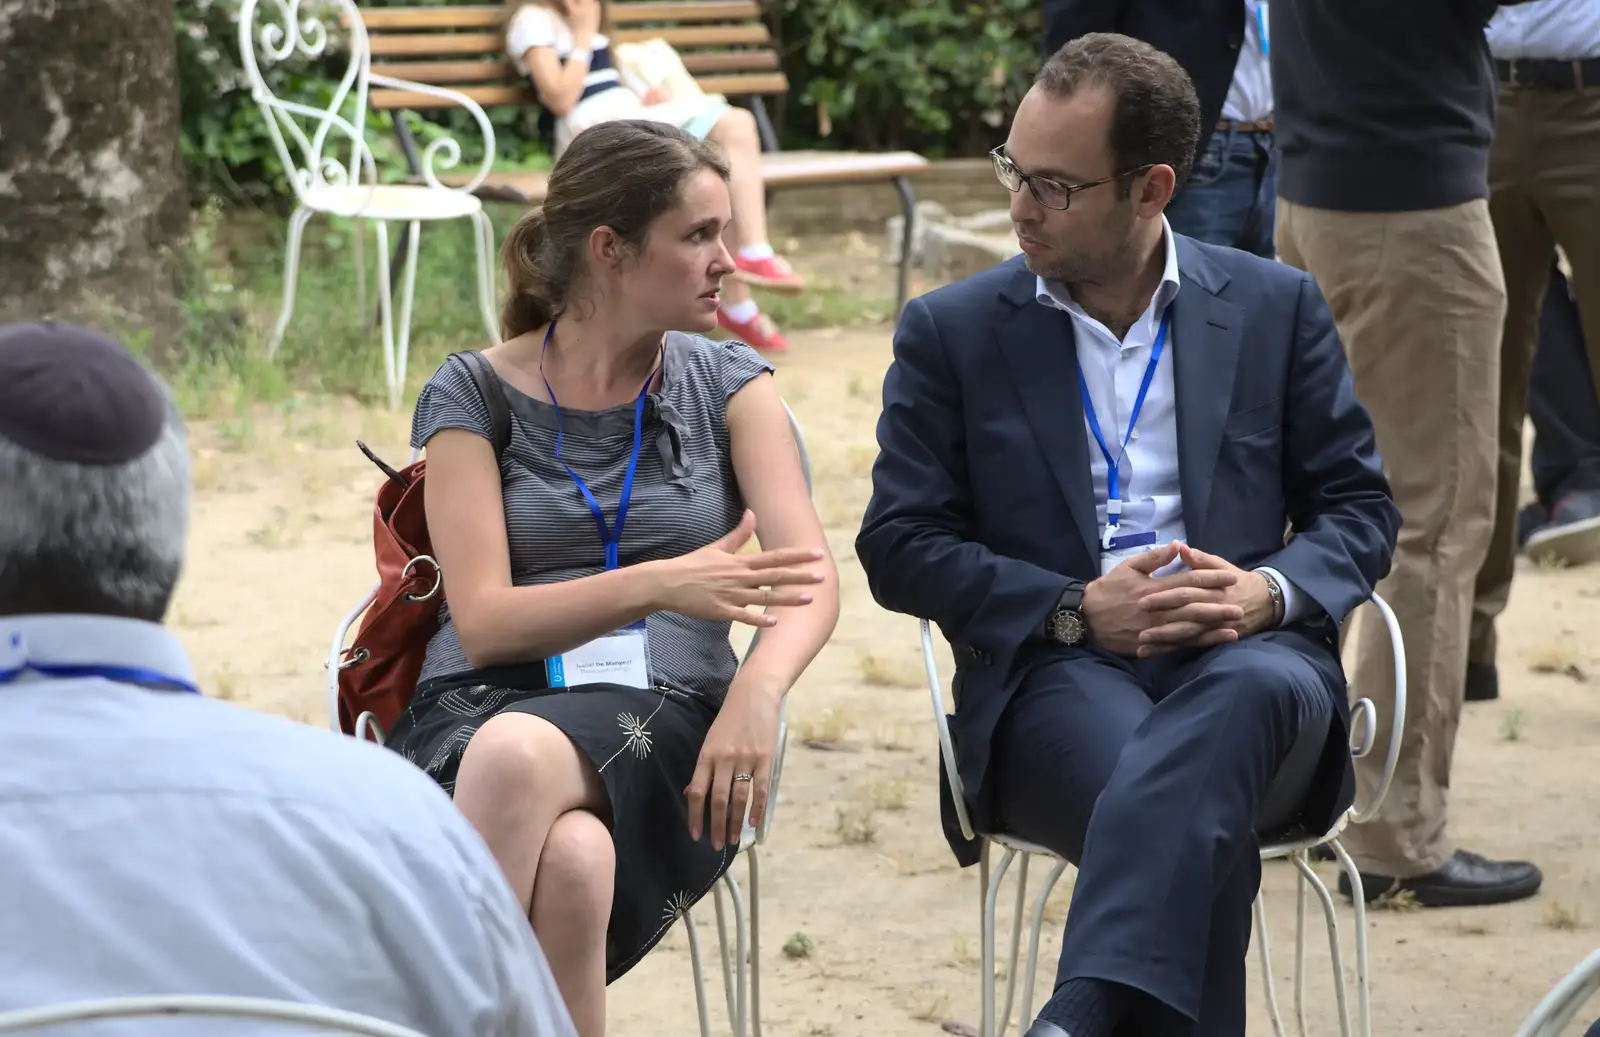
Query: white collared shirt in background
1037 217 1310 623
0 615 575 1037
1487 0 1600 61
1222 0 1274 124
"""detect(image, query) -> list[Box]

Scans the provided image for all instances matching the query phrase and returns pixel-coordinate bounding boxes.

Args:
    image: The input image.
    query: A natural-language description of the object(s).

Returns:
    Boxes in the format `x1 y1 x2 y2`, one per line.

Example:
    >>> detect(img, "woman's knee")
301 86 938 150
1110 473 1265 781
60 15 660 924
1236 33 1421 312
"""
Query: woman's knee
710 107 759 151
536 810 616 921
456 712 601 812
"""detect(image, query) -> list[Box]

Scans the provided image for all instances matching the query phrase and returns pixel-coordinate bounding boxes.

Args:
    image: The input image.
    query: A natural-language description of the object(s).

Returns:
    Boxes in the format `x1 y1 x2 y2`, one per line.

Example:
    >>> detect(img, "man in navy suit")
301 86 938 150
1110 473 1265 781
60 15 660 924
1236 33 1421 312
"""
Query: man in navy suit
857 34 1399 1037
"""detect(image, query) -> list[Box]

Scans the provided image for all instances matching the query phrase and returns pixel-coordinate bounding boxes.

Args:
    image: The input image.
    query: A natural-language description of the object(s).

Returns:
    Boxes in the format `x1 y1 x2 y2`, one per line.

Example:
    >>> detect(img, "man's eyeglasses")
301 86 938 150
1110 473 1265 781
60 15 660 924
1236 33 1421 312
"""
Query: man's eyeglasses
991 148 1152 211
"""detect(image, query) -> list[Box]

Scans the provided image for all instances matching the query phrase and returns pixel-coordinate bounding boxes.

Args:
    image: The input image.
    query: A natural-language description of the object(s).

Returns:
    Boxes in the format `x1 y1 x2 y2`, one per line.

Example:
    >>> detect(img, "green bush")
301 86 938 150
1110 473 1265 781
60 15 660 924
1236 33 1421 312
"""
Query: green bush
769 0 1043 156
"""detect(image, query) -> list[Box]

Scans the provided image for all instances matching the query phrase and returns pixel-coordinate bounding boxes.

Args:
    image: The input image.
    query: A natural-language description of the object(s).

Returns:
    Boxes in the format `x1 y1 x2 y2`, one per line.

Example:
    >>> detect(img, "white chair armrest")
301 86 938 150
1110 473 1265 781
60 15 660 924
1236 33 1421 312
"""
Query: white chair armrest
1515 949 1600 1037
922 619 975 842
366 74 497 194
326 581 381 734
1348 591 1407 825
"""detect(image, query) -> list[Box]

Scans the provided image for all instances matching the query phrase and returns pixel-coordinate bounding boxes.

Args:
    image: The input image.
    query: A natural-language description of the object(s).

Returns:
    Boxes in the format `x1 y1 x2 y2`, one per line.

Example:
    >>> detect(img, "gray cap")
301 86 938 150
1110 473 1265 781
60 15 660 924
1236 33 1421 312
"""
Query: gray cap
0 322 168 465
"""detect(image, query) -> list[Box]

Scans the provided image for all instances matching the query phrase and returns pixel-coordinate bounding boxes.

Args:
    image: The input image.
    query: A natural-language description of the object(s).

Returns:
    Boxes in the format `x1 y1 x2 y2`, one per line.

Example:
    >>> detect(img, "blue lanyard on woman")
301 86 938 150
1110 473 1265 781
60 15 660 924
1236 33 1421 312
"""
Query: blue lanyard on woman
539 322 662 570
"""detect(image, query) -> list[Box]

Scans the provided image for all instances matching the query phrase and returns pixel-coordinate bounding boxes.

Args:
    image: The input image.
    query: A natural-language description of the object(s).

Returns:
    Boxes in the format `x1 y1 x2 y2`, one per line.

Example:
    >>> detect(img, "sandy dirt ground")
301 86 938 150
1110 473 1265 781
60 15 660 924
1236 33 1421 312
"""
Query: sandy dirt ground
173 324 1600 1037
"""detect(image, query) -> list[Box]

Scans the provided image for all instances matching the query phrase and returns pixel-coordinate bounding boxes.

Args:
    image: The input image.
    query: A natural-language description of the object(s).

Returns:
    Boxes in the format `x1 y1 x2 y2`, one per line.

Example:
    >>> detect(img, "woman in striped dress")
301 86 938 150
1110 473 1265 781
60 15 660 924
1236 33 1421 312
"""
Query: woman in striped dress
503 0 803 352
382 120 839 1037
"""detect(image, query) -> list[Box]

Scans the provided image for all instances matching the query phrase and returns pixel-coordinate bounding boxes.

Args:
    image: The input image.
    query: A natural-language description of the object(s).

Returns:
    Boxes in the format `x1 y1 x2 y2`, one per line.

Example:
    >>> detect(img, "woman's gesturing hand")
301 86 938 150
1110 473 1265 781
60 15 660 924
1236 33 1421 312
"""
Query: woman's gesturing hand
685 681 781 850
647 510 825 627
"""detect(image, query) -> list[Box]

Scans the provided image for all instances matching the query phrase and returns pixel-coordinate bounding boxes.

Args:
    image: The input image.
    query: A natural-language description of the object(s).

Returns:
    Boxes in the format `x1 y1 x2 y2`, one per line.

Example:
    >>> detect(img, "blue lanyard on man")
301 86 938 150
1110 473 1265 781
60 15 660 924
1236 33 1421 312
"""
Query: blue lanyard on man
0 632 200 693
541 322 660 570
1256 1 1269 56
1077 311 1171 552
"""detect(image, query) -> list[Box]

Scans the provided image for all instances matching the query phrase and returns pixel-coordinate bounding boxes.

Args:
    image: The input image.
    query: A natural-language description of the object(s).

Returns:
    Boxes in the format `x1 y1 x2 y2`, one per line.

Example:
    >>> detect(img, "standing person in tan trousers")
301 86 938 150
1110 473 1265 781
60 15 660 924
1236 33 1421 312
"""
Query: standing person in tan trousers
1468 0 1600 705
1270 0 1544 907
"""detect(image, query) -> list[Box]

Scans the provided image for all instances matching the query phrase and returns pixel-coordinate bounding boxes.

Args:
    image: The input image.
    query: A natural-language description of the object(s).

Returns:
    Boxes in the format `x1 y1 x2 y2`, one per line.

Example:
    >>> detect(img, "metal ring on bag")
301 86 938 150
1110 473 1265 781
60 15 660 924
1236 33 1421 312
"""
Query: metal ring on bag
337 647 371 670
402 555 442 602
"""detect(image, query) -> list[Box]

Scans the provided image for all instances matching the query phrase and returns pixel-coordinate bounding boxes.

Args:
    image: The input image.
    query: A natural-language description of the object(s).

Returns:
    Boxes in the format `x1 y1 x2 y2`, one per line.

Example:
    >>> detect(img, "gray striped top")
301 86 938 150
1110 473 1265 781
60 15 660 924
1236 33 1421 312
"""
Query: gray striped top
411 333 774 696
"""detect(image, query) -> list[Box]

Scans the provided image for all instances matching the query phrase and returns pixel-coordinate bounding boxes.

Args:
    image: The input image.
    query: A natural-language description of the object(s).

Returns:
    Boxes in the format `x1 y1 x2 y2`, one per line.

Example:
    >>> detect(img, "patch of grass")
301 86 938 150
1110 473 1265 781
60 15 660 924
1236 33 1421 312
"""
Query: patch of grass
868 778 911 812
871 723 918 753
794 707 855 750
212 664 240 702
246 505 293 548
782 931 815 960
833 804 879 845
1372 889 1422 913
857 649 924 689
907 983 952 1023
1453 919 1493 936
1543 900 1582 931
1500 708 1526 743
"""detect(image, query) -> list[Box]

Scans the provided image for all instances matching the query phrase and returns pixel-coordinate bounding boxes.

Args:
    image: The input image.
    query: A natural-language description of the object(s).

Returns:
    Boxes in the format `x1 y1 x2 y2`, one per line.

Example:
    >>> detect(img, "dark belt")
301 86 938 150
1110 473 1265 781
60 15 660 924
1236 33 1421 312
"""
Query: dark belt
1217 117 1274 133
1496 57 1600 90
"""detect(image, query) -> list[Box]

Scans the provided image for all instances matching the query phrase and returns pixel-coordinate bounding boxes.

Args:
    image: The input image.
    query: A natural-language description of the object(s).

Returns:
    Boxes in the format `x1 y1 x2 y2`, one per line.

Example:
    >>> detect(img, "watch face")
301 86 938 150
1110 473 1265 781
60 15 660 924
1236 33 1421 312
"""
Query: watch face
1050 609 1086 645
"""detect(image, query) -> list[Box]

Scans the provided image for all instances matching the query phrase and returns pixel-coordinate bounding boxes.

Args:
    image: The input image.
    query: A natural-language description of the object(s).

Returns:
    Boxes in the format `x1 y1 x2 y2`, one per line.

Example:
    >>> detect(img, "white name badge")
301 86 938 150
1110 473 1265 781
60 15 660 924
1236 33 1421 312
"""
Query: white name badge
546 621 651 690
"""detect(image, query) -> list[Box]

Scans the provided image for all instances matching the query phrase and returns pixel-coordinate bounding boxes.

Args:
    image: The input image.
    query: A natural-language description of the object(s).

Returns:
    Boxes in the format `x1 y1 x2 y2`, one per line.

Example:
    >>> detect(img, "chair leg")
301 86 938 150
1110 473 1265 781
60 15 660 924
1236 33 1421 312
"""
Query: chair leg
267 205 315 361
1328 839 1373 1037
1255 889 1290 1037
1288 854 1354 1037
471 209 500 345
374 220 423 412
683 905 715 1037
747 847 764 1037
891 175 917 319
1017 858 1071 1033
998 854 1031 1037
1294 853 1309 1037
717 869 751 1037
982 843 1017 1037
712 881 738 1029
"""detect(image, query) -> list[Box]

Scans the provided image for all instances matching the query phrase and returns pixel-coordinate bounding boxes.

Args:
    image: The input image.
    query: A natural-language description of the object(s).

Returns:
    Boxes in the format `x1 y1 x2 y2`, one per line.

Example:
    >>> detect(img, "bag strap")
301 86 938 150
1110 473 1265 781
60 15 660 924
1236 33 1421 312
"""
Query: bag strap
449 350 512 457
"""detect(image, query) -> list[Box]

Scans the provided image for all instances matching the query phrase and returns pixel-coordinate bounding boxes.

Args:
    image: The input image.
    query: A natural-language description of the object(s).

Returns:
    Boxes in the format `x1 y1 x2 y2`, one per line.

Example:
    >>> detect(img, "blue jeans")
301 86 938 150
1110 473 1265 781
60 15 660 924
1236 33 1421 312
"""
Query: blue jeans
1165 126 1277 259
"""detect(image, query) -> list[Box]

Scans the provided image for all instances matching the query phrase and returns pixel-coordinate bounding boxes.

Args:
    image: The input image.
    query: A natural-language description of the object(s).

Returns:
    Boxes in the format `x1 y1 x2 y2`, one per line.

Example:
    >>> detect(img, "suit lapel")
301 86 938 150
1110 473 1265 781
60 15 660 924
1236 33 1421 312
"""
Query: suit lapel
995 265 1101 562
1170 239 1243 547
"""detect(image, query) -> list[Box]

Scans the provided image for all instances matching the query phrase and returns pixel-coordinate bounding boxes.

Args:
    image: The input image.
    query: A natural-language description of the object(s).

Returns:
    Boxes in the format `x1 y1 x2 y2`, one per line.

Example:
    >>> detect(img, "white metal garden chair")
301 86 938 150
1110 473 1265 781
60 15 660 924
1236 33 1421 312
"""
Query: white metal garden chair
1515 950 1600 1037
238 0 501 411
0 995 428 1036
920 592 1408 1037
327 402 812 1037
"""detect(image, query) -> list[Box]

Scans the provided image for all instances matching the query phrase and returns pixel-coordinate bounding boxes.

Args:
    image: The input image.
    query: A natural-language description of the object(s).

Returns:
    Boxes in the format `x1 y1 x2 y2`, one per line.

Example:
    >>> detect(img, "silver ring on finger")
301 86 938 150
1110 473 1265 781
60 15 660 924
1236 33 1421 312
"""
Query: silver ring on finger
732 773 753 783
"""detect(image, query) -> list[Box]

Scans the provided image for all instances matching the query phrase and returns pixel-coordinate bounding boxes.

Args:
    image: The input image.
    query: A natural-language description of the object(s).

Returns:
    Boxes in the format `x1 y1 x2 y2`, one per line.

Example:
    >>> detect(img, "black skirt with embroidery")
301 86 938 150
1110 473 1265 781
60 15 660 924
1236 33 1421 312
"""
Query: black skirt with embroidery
385 669 733 983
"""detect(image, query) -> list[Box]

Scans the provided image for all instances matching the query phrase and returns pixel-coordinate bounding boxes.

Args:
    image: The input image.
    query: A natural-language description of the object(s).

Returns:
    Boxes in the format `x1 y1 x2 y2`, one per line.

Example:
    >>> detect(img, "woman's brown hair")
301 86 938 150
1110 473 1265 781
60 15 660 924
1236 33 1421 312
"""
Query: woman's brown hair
499 120 731 338
503 0 613 43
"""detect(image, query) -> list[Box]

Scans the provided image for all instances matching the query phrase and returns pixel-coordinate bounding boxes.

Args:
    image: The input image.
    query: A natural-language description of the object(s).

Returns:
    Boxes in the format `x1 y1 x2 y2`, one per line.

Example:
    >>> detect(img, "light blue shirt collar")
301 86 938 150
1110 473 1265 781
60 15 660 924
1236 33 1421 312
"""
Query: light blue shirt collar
0 615 197 691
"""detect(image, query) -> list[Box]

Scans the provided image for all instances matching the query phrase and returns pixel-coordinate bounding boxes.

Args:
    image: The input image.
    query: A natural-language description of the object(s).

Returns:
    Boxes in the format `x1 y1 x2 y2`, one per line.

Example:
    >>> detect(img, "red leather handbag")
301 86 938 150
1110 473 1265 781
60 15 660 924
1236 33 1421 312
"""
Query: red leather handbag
333 351 510 736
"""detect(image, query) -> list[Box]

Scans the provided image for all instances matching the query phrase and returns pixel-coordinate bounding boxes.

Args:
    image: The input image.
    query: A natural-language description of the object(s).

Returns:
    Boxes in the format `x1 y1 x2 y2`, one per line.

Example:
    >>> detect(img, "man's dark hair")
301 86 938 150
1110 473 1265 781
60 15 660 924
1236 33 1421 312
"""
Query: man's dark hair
1035 33 1201 197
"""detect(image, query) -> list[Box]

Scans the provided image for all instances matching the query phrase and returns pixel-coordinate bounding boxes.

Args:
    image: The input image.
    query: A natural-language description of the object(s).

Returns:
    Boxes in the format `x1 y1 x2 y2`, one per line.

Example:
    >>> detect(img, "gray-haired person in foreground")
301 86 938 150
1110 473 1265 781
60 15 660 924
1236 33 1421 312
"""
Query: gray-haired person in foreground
0 321 576 1037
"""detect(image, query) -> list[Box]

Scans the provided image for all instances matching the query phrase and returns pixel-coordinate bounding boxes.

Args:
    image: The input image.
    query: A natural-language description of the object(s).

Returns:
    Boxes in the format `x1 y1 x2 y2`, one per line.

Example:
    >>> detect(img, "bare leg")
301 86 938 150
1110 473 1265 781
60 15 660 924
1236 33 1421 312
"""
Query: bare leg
453 712 613 1035
705 107 770 252
533 809 615 1037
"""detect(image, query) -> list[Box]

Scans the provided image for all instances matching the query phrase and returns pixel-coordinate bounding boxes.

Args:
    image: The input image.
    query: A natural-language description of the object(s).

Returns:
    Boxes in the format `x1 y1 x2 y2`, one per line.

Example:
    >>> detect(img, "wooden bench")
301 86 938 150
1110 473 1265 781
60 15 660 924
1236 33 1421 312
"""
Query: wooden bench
360 1 929 313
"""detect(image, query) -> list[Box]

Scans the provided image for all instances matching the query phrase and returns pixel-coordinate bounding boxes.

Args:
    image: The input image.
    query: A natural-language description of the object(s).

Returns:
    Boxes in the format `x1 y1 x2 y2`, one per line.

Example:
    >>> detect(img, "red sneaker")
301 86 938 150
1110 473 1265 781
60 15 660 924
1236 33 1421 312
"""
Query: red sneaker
718 308 790 353
733 254 806 294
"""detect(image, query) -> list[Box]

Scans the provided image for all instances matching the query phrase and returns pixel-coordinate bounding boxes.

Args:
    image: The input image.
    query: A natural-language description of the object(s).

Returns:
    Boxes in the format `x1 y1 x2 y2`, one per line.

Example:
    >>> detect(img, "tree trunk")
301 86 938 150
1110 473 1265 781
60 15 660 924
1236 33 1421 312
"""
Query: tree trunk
0 0 188 333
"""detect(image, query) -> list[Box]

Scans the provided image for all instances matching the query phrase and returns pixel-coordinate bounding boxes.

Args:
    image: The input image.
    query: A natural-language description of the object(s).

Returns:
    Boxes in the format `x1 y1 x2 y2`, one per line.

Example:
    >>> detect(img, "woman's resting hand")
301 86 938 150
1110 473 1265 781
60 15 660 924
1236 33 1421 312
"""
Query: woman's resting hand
643 510 826 626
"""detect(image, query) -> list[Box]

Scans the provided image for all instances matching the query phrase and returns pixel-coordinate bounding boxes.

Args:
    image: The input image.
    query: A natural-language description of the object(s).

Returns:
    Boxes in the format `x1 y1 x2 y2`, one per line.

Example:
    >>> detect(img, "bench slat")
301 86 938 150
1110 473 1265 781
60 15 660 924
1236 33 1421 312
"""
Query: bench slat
366 23 769 58
368 50 779 88
443 150 931 205
368 70 787 111
359 2 761 31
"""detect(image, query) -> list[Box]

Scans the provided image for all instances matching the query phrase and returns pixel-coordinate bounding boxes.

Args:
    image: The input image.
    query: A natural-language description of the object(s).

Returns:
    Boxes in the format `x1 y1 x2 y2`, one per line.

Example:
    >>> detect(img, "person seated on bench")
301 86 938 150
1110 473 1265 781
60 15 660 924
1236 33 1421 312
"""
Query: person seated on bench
856 35 1400 1037
383 121 839 1037
506 0 802 353
0 322 575 1037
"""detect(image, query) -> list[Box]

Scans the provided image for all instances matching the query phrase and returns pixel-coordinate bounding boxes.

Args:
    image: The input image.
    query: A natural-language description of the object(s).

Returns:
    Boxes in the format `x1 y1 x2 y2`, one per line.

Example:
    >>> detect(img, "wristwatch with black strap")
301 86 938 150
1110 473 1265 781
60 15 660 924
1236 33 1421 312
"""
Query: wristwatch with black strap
1043 580 1090 646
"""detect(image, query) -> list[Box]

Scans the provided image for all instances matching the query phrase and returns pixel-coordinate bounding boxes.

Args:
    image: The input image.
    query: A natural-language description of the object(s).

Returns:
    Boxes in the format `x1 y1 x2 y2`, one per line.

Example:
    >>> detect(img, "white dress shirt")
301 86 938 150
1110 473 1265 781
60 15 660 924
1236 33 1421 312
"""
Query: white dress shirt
1487 0 1600 61
1221 0 1274 124
0 614 576 1037
1037 217 1311 623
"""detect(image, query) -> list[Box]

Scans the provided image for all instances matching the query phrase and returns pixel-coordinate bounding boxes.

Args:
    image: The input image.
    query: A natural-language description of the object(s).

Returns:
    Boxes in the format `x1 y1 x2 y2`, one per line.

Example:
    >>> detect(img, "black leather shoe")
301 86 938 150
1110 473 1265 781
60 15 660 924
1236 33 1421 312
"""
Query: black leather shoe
1526 490 1600 567
1337 849 1542 907
1516 501 1548 551
1465 661 1499 702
